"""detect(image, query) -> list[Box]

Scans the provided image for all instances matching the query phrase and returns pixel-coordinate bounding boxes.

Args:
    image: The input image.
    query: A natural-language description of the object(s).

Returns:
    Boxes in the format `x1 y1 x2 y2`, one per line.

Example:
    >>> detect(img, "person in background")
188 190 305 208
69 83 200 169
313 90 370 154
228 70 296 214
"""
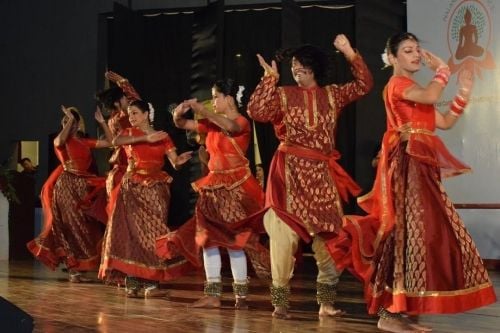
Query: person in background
19 158 37 176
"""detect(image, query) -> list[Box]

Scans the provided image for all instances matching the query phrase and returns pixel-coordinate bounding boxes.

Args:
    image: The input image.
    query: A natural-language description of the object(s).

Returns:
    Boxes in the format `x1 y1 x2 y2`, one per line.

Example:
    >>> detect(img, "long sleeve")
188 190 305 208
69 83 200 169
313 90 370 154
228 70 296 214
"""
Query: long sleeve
330 53 373 112
247 75 282 124
117 80 141 102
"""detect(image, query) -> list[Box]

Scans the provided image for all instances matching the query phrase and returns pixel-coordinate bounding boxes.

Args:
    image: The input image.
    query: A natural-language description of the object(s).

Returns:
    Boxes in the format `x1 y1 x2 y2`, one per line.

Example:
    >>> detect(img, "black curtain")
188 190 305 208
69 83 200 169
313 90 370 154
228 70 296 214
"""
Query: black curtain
223 7 282 181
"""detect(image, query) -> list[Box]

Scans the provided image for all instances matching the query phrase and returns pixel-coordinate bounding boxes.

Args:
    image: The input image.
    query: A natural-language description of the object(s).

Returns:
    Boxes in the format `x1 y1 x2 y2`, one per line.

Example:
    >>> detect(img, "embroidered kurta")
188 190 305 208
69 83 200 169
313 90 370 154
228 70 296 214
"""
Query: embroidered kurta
247 53 373 240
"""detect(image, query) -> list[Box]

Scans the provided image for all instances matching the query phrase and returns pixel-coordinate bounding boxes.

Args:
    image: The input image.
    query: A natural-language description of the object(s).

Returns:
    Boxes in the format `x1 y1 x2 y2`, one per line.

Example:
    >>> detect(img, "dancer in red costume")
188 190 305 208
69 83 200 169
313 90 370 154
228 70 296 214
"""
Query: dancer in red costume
99 100 193 298
28 106 112 282
96 71 141 195
328 32 496 333
157 79 270 309
247 34 373 319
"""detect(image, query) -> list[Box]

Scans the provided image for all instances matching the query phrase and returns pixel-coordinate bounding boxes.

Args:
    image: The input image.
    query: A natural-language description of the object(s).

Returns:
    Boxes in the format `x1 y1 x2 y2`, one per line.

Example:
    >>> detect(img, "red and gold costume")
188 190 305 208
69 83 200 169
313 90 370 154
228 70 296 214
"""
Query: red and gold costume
99 127 192 283
247 53 373 307
329 76 496 314
247 53 372 240
27 137 106 271
105 80 140 195
156 116 270 279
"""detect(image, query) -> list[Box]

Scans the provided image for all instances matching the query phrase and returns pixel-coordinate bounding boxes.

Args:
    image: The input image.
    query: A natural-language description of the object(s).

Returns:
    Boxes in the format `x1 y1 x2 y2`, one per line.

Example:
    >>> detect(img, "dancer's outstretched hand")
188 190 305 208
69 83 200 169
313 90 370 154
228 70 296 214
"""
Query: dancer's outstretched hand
256 54 279 79
176 151 193 166
457 69 473 100
105 71 126 83
61 105 75 122
94 107 105 124
146 131 169 143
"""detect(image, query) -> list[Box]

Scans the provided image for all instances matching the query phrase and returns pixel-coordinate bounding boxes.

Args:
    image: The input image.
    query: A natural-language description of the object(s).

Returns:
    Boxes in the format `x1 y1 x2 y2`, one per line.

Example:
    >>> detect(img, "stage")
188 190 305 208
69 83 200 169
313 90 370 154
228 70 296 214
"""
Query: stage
0 260 498 332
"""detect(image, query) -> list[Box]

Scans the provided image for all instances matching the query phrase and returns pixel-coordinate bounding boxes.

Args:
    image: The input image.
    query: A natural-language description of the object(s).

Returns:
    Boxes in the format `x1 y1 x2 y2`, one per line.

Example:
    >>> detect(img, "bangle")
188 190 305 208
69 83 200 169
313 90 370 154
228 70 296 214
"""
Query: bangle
449 93 468 116
432 66 451 87
117 78 128 86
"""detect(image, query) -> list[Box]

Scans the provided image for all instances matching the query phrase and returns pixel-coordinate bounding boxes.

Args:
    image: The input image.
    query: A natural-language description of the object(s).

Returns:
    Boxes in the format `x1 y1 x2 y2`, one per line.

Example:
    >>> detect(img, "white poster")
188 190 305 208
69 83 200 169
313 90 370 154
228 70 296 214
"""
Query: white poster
408 0 500 204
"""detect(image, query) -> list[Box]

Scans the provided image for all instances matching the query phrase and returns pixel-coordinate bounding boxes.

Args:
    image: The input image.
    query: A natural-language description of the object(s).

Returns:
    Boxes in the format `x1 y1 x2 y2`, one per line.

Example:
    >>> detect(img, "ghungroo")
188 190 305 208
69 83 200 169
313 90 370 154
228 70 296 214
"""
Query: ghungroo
204 281 222 297
270 285 290 308
125 276 140 291
232 282 249 298
378 307 403 320
316 282 337 305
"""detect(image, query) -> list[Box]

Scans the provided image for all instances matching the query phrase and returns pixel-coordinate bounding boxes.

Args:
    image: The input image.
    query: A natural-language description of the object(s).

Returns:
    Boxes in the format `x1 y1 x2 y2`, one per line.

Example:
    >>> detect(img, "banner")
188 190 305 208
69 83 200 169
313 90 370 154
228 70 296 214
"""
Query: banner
408 0 499 204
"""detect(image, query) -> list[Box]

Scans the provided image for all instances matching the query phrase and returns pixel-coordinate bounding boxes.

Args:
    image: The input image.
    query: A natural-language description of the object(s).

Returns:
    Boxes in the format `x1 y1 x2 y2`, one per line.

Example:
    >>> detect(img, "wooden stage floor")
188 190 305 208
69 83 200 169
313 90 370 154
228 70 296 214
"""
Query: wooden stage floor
0 260 498 332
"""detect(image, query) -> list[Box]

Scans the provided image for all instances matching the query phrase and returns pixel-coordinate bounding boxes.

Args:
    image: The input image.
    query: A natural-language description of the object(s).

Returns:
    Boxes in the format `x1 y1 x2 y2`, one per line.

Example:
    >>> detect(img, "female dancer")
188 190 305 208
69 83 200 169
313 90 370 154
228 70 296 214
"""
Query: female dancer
157 79 269 309
99 100 193 297
96 71 140 195
28 106 112 282
329 32 496 332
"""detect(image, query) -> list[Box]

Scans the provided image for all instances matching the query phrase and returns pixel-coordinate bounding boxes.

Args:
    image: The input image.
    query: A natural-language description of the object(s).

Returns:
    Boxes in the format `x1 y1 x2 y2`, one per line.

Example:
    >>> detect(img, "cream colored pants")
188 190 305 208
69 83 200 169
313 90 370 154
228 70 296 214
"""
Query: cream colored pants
263 209 342 287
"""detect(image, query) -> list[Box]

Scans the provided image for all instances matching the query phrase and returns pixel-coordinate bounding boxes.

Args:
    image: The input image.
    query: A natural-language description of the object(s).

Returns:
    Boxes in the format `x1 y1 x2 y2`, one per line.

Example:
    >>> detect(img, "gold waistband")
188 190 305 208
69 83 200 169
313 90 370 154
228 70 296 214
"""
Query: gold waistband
398 124 434 141
210 164 249 174
127 167 162 174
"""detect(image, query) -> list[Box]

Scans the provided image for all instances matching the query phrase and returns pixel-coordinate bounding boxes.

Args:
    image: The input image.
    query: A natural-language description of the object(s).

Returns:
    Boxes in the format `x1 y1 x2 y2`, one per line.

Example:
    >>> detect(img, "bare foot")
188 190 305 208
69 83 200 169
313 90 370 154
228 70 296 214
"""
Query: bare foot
125 288 143 298
235 297 248 310
377 316 420 333
318 303 346 317
144 286 169 298
403 316 432 332
272 306 292 319
68 273 93 283
190 296 221 308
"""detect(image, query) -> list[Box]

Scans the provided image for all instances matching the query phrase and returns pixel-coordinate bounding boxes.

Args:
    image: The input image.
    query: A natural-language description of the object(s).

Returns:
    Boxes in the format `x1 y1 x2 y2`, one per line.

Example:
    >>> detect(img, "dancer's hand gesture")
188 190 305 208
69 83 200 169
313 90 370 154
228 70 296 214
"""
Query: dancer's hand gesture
256 54 279 79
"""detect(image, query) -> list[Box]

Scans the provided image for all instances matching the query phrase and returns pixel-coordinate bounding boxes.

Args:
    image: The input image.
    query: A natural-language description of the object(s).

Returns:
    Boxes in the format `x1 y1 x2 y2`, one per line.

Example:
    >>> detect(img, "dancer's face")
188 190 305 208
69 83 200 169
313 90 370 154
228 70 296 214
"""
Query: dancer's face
291 57 316 87
61 115 79 134
127 105 148 127
212 88 229 114
391 39 421 73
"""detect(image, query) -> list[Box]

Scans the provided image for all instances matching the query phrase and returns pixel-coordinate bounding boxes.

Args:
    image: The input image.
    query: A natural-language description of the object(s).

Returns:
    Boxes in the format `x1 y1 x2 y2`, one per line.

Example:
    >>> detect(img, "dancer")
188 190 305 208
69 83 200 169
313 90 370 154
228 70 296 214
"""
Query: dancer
157 78 270 309
329 32 496 333
96 71 141 194
28 106 112 282
247 34 373 318
99 100 193 297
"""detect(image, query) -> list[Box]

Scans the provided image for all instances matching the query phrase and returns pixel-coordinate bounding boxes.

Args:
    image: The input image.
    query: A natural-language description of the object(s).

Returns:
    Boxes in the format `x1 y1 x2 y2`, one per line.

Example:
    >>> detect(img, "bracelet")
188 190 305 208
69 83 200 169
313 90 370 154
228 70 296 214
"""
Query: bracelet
432 66 451 87
264 70 278 78
117 78 128 86
449 93 468 116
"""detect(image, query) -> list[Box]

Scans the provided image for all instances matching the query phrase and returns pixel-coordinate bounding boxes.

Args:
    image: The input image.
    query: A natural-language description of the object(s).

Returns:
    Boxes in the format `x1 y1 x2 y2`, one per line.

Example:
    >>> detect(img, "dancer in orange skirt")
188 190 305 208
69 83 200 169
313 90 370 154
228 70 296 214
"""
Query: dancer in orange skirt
99 100 193 297
328 32 496 332
157 78 270 309
28 106 112 282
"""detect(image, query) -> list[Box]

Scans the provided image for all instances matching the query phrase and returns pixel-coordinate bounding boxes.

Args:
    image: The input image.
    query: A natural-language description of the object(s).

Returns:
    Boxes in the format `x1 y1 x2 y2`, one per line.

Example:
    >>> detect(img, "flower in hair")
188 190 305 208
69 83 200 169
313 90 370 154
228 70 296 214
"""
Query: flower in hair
381 50 391 69
148 102 155 124
236 85 245 107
